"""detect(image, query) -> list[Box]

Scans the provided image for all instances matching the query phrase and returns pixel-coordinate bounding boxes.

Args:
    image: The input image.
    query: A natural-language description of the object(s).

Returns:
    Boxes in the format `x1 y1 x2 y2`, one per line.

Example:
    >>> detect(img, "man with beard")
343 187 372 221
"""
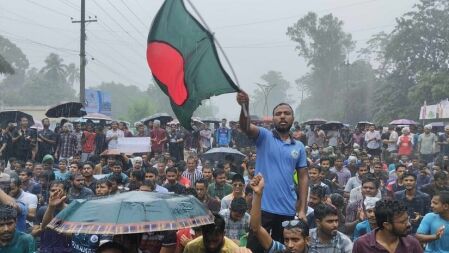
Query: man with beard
237 93 308 253
394 172 430 234
195 179 220 214
420 171 449 199
183 213 238 253
309 203 353 252
0 203 34 252
306 185 327 229
67 172 94 203
353 199 422 253
416 191 449 252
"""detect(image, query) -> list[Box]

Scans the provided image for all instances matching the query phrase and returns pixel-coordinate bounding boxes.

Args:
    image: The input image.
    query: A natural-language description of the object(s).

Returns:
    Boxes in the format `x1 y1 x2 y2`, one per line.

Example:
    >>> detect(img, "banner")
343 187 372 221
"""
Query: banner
115 137 151 154
420 99 449 120
85 89 112 116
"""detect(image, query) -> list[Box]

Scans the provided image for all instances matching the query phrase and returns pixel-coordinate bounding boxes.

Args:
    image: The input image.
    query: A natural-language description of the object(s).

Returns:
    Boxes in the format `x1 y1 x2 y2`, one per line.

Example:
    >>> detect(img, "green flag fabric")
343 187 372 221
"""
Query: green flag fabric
147 0 239 130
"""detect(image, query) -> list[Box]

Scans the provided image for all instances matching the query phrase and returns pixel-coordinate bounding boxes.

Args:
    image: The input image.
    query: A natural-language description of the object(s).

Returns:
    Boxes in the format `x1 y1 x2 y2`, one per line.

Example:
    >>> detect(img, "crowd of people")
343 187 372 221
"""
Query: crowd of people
0 93 449 253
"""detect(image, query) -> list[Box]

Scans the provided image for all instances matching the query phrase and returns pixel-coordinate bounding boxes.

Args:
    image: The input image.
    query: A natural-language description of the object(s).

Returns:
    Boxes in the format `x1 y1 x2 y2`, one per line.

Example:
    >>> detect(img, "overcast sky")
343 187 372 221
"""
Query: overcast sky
1 0 418 119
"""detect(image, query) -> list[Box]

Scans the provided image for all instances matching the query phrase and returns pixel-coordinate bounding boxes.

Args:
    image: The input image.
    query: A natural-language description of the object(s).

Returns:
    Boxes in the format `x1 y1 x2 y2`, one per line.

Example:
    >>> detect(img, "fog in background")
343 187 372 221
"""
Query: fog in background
1 0 418 119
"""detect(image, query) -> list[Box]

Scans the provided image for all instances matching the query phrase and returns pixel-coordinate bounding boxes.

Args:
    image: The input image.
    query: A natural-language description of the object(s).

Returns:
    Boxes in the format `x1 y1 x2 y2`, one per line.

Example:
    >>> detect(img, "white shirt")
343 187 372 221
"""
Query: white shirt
106 129 124 149
387 130 399 152
16 190 38 209
348 186 381 204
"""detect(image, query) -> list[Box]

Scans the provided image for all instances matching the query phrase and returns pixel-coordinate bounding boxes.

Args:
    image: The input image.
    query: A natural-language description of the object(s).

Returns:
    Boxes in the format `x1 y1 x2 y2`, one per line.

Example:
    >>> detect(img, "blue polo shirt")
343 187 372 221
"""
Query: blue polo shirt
255 127 307 216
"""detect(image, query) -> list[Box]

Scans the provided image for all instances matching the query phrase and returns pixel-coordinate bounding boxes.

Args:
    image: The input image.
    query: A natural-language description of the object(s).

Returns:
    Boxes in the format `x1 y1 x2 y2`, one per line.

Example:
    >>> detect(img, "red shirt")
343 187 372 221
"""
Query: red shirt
398 135 413 156
151 128 166 153
82 131 96 153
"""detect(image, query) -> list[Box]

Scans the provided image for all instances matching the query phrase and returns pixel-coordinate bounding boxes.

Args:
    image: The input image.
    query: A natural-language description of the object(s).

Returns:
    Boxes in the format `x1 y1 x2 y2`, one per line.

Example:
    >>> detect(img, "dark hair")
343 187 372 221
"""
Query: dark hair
245 184 253 195
18 168 33 178
108 174 123 185
183 187 197 198
131 170 145 182
213 168 225 178
329 193 345 209
314 203 338 220
402 171 417 181
434 171 448 181
202 213 225 235
284 219 310 237
82 161 95 169
145 167 159 176
96 178 112 188
375 199 407 229
308 165 321 173
10 176 21 187
195 178 209 188
113 160 123 168
320 157 330 164
247 161 256 169
272 103 293 116
361 173 380 189
396 163 407 170
39 170 55 182
70 172 83 181
436 191 449 205
0 203 18 221
232 174 245 184
310 185 326 199
96 241 126 253
50 180 69 192
141 180 155 191
165 167 178 174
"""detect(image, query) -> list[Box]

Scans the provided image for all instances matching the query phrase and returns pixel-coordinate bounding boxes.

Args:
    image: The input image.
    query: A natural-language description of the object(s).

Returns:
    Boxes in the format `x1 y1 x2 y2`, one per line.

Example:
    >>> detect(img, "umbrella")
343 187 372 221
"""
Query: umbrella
389 119 417 125
356 121 373 129
83 112 113 121
202 147 245 163
191 117 204 125
0 111 34 128
46 102 86 118
302 118 326 125
47 191 214 235
140 113 173 125
201 117 221 124
321 121 344 130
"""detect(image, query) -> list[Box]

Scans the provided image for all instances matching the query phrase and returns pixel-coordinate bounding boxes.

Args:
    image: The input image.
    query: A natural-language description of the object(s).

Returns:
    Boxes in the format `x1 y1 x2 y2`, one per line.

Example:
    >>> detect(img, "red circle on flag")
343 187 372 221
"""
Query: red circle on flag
147 42 188 106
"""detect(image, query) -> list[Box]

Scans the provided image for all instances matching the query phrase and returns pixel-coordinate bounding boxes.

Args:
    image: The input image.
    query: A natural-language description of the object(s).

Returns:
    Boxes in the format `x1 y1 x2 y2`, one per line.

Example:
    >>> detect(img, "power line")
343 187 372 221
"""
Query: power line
120 0 148 29
105 0 147 40
24 0 69 17
92 0 144 45
213 0 383 30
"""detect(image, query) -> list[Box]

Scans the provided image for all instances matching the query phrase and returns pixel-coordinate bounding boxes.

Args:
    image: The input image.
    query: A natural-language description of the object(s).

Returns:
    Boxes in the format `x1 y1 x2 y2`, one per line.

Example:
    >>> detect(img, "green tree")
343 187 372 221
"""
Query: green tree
0 35 29 103
287 12 355 120
362 0 449 123
65 63 80 86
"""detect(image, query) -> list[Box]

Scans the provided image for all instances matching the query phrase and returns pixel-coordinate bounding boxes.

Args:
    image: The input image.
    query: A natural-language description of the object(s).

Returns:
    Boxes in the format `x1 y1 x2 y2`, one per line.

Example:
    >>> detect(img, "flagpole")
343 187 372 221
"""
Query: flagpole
185 0 249 117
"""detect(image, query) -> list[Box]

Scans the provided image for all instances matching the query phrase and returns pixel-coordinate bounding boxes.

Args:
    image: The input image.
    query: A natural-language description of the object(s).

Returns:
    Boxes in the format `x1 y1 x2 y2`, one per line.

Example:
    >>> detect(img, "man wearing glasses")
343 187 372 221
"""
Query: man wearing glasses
221 174 246 211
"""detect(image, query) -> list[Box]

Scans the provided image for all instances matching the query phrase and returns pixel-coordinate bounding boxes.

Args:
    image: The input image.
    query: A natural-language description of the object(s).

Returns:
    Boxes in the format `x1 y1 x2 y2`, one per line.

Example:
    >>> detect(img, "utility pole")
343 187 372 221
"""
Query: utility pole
72 0 97 105
256 82 277 117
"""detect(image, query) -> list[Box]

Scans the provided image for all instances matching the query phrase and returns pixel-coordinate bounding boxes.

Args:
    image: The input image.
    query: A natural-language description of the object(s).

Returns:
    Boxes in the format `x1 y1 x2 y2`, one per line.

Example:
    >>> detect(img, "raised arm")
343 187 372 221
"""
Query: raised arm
236 91 259 138
249 175 273 250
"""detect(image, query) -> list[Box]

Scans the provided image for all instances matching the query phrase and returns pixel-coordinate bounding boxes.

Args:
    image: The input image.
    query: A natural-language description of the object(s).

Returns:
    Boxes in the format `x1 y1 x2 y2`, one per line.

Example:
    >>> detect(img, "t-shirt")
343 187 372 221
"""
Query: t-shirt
106 129 124 149
267 240 286 253
255 127 307 216
418 133 437 155
183 236 238 253
417 212 449 253
353 220 372 240
54 170 71 181
0 230 35 253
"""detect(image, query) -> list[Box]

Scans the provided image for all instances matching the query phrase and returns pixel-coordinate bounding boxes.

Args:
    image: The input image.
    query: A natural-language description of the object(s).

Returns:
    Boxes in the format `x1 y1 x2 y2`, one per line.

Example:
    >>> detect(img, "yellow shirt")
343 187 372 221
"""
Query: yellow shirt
183 236 238 253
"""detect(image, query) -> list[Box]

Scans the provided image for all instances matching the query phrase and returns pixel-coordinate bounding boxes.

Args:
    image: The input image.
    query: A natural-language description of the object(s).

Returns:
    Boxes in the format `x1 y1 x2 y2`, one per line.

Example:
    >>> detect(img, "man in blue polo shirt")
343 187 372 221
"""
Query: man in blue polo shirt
237 92 308 253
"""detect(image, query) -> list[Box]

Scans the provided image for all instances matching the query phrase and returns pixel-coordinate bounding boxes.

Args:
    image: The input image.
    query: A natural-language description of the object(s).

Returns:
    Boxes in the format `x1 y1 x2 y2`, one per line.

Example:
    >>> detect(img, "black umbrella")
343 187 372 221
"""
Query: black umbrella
201 117 221 124
356 121 373 129
321 121 344 130
0 111 34 128
140 113 173 125
46 102 86 118
201 147 245 163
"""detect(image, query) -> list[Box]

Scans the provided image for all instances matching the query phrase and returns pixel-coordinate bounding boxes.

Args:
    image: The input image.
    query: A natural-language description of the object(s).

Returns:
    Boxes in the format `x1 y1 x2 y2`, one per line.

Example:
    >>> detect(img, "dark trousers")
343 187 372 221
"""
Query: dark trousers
246 211 294 252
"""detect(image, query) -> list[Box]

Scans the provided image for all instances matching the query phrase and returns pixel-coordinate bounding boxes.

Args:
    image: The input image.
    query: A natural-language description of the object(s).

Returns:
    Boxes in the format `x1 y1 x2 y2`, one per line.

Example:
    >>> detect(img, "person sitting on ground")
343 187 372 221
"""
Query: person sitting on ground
208 169 232 201
249 174 310 253
221 174 246 211
96 178 112 197
163 167 186 194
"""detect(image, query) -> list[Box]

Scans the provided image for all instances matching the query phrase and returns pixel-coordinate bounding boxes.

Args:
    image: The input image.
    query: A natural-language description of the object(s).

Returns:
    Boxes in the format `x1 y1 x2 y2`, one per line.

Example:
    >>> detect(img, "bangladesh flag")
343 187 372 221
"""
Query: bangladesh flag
147 0 239 130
